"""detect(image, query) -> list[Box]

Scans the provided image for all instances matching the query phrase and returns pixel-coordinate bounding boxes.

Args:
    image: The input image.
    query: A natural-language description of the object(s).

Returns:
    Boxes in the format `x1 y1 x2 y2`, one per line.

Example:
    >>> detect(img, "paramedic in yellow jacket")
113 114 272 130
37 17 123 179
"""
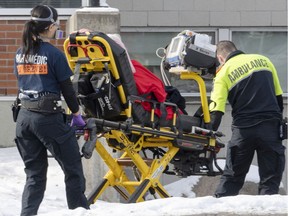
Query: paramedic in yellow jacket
209 41 285 197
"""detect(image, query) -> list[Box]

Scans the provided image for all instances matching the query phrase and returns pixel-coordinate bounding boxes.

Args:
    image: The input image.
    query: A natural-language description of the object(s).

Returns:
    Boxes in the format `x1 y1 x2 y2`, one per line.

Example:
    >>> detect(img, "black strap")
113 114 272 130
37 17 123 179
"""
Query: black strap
72 63 81 95
71 58 91 95
16 89 20 104
87 31 104 42
69 32 79 45
159 103 167 123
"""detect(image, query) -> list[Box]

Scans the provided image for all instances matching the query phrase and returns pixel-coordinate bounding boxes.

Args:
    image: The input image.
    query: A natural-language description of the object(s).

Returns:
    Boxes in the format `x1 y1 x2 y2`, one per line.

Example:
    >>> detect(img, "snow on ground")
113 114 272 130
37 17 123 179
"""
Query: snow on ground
0 147 287 216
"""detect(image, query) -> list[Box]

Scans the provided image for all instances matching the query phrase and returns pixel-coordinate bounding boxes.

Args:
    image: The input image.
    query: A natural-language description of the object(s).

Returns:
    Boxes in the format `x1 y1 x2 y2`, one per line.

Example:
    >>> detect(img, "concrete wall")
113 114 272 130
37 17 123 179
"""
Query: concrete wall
106 0 287 27
0 98 17 148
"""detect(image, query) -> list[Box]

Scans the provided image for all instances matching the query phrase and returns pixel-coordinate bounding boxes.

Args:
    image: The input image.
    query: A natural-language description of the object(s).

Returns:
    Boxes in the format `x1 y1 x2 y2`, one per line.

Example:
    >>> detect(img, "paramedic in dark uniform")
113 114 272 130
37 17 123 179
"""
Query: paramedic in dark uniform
13 5 89 216
209 40 285 197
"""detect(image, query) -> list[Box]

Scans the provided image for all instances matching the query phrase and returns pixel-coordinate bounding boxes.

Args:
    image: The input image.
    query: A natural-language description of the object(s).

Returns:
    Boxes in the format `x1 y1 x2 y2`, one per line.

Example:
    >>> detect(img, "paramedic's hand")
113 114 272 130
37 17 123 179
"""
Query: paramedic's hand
71 114 86 128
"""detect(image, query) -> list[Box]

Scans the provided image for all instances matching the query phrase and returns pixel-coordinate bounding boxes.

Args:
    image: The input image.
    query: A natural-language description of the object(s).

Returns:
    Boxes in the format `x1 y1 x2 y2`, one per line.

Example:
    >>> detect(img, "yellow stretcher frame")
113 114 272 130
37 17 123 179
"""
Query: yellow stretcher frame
63 32 223 205
63 34 130 116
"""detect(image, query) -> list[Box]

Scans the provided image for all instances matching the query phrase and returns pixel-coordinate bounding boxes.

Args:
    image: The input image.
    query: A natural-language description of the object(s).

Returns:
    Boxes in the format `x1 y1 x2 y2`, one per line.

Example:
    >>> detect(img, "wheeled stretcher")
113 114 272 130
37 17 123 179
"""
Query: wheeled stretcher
63 31 225 204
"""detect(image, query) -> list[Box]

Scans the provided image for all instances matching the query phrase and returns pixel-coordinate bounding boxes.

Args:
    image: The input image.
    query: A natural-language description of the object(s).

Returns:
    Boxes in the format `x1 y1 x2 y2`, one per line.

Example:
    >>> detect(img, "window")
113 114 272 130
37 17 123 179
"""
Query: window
232 31 288 93
121 31 216 95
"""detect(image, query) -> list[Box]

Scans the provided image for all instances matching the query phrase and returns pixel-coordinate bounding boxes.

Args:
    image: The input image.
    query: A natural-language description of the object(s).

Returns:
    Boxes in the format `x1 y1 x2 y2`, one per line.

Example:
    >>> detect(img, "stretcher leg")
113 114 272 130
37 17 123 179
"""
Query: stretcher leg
87 139 138 203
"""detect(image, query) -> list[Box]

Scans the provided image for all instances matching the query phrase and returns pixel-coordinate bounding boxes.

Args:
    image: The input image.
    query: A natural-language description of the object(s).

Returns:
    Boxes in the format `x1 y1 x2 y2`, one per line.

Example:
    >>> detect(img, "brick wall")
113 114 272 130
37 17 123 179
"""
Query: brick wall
0 19 67 96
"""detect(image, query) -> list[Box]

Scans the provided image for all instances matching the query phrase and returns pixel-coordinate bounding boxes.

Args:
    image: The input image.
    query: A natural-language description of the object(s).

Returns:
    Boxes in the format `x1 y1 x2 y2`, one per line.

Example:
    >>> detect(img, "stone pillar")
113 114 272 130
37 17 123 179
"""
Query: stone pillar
66 7 120 35
66 7 120 202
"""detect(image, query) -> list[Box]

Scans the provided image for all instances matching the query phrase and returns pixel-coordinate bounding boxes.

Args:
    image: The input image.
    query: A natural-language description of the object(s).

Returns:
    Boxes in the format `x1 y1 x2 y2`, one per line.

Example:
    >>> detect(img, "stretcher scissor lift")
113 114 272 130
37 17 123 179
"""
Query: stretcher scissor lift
63 31 225 205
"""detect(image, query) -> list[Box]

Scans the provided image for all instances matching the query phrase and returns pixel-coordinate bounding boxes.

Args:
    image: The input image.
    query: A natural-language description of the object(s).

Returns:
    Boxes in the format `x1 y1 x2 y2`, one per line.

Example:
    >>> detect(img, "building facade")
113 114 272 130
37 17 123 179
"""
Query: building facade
0 0 287 96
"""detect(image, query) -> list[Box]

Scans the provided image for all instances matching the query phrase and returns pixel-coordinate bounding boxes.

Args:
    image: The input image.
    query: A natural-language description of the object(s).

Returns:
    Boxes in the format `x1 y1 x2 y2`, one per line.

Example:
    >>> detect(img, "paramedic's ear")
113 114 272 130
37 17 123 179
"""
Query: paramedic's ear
217 54 226 65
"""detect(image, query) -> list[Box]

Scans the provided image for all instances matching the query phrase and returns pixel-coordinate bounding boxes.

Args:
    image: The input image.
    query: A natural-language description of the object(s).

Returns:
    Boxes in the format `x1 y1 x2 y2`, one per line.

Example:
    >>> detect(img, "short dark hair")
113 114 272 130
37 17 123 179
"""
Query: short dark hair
216 40 237 58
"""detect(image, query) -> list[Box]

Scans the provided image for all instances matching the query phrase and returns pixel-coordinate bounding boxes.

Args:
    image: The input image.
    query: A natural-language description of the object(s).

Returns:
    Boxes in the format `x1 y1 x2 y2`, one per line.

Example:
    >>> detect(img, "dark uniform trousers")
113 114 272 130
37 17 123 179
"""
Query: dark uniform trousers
215 119 285 197
15 108 89 216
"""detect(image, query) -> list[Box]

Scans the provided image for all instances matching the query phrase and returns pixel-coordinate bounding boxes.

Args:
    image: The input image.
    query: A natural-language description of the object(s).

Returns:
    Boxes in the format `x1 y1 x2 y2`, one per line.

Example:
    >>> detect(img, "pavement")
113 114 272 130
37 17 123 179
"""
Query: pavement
189 214 288 216
191 176 287 216
193 176 286 197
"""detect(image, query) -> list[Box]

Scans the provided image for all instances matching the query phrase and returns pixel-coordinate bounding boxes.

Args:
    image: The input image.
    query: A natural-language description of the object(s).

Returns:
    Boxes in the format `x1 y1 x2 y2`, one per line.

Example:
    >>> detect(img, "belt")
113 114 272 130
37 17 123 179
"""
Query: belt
21 94 63 113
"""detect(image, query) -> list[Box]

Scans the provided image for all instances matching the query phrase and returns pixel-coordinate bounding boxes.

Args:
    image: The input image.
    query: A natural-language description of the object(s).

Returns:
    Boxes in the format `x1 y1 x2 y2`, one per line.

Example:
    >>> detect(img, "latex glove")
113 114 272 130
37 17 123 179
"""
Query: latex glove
71 114 86 128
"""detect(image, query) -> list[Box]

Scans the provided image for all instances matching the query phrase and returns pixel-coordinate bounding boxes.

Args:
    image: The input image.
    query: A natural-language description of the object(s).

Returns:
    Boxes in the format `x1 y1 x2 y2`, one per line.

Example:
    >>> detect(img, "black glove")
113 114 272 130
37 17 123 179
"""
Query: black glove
209 111 224 131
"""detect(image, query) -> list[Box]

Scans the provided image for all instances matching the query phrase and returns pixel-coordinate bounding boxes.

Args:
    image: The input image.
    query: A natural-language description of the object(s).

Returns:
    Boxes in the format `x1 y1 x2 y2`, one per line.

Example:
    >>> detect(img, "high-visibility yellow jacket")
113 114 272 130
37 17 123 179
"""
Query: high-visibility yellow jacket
209 50 283 127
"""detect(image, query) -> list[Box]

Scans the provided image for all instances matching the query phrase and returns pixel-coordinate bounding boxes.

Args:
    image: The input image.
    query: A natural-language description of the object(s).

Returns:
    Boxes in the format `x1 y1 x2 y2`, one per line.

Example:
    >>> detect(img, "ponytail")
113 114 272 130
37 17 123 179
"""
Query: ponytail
22 20 41 62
